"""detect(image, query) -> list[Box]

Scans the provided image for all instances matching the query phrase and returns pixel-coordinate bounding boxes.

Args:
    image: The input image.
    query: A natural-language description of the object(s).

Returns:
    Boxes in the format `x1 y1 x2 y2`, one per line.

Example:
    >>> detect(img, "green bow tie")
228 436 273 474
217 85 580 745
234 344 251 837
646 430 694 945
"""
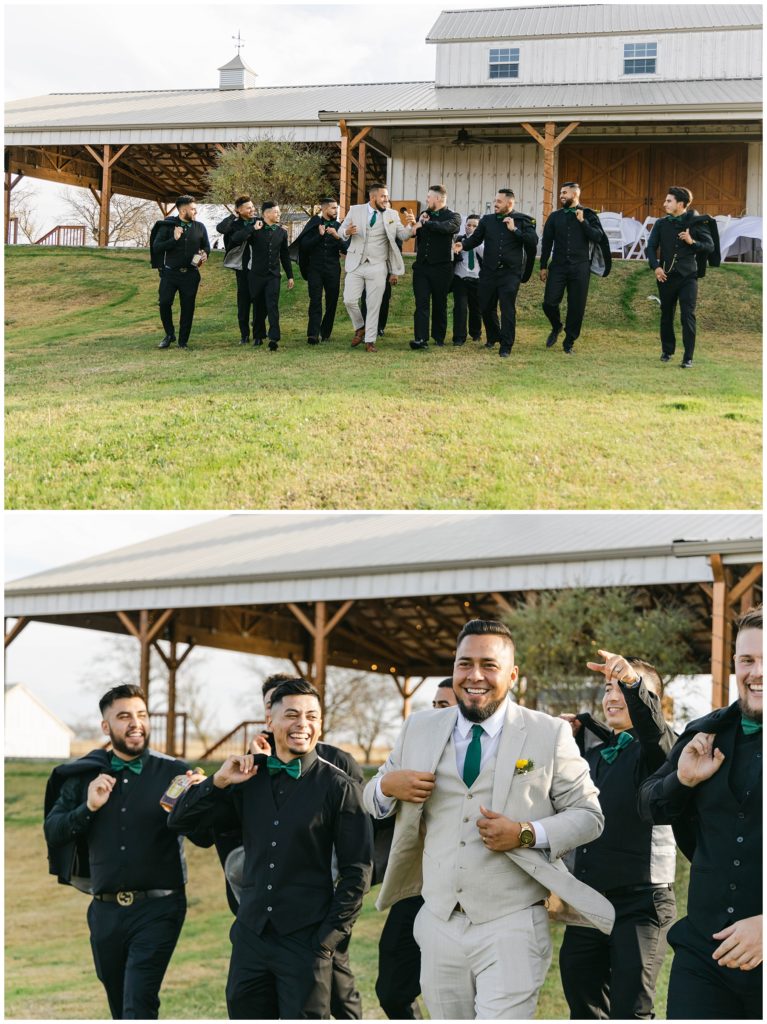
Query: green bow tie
599 731 634 764
267 755 301 779
741 715 762 735
110 754 143 775
495 213 508 220
666 214 686 223
264 223 277 231
563 206 580 214
321 219 335 226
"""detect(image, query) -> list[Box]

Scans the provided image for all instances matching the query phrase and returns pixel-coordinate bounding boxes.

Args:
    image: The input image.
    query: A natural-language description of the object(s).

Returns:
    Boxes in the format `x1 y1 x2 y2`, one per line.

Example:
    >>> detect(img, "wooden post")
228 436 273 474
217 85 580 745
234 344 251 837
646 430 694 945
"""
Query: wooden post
356 142 367 204
339 120 350 218
313 601 327 707
5 168 24 244
520 121 580 222
139 609 151 703
83 144 128 247
166 626 178 756
709 554 732 709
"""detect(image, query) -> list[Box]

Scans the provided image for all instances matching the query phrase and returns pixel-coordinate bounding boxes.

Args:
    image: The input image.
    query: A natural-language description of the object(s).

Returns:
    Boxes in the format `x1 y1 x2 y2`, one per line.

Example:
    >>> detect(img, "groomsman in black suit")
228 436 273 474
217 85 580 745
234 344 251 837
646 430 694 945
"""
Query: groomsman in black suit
231 201 294 350
168 678 373 1019
639 606 762 1020
455 189 538 358
216 196 261 345
294 198 349 345
409 185 462 351
539 182 610 354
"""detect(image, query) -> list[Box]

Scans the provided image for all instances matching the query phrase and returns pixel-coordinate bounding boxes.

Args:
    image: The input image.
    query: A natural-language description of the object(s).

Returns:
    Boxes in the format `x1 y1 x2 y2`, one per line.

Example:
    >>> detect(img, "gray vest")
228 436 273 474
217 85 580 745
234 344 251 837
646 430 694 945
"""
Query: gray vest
421 739 550 923
362 210 389 265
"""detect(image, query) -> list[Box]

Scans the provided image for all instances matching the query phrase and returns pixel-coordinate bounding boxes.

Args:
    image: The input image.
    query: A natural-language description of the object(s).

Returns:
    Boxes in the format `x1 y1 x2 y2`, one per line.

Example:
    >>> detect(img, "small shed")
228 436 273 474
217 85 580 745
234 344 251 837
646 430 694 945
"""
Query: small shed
5 683 75 759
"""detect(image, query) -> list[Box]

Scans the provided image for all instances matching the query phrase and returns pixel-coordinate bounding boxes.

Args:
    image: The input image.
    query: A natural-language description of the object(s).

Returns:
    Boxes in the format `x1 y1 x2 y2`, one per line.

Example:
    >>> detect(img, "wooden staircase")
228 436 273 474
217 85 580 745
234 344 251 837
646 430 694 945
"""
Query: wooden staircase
201 720 267 761
35 225 87 246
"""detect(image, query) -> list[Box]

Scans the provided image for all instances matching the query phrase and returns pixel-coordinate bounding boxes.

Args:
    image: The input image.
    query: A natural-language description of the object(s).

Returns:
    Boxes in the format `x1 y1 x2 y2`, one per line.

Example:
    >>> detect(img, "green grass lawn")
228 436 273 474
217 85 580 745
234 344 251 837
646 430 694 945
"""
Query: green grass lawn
6 758 689 1019
4 245 761 510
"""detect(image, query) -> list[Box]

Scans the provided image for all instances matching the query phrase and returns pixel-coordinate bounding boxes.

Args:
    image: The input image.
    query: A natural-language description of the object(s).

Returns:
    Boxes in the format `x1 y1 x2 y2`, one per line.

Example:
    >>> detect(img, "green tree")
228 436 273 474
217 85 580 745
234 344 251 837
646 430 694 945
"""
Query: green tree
204 137 334 214
504 587 700 716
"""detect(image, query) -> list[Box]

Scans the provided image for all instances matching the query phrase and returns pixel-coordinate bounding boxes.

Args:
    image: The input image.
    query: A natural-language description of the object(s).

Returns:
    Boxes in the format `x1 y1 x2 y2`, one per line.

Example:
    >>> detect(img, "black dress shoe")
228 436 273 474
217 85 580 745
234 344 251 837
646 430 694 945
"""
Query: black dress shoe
499 347 512 358
409 340 428 351
239 338 250 345
470 336 482 342
253 338 264 347
563 347 574 355
660 354 671 362
377 329 385 337
268 341 279 351
307 337 320 345
435 340 445 347
453 339 466 346
158 335 175 349
545 327 561 348
178 342 189 349
484 340 496 349
681 359 693 369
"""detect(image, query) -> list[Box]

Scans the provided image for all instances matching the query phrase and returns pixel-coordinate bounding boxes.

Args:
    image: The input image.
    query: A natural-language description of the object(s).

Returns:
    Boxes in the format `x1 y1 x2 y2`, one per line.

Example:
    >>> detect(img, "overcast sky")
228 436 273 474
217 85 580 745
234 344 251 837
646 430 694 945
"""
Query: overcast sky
5 0 511 231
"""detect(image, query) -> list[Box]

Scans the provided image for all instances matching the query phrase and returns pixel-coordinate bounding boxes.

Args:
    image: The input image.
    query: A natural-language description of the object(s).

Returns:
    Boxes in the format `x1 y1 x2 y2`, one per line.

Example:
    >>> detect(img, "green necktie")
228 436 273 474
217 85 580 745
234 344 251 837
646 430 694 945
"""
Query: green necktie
110 754 143 775
462 724 484 788
267 755 301 779
369 211 377 227
468 250 475 270
599 731 634 764
741 715 762 735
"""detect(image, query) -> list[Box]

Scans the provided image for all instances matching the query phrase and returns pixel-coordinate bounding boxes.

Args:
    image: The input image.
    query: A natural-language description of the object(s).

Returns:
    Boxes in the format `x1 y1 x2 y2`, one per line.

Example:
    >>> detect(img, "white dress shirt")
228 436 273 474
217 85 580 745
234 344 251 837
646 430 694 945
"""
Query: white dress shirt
375 695 549 847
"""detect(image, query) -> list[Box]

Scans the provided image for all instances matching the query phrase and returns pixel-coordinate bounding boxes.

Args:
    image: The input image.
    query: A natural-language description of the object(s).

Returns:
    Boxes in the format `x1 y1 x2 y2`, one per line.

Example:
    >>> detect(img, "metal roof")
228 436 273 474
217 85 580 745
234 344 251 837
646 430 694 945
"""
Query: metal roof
427 4 763 42
5 513 762 617
5 78 759 143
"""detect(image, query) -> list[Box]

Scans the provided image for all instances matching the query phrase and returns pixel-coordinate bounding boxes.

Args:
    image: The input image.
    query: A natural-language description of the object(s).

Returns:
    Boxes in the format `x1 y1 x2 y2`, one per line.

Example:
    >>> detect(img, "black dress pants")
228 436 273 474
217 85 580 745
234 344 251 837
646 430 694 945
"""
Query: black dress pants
330 932 362 1019
87 892 186 1019
451 275 482 343
412 262 454 343
666 917 763 1020
657 272 698 361
559 885 675 1019
158 268 200 345
306 265 341 340
248 274 282 341
376 895 424 1019
226 919 333 1019
235 268 259 340
542 261 591 347
478 268 521 351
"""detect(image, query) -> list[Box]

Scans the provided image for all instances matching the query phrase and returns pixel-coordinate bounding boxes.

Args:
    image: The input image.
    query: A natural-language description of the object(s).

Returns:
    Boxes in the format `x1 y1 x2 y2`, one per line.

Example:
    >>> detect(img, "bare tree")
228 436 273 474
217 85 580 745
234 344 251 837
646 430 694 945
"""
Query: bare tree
63 189 158 246
324 669 402 763
9 183 41 242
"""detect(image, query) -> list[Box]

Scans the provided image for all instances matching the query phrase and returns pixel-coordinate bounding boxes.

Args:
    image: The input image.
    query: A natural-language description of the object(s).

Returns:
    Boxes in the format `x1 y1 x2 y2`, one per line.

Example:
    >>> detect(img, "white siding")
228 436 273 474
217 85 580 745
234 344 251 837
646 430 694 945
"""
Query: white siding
5 125 341 146
746 142 763 214
5 687 72 759
390 135 544 225
435 29 762 86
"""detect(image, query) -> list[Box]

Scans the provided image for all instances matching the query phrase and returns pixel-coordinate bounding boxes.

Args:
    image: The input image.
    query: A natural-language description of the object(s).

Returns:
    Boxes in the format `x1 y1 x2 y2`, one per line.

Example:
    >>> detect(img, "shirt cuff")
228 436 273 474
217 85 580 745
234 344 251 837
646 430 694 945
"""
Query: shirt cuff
373 778 397 817
531 820 549 849
70 801 95 834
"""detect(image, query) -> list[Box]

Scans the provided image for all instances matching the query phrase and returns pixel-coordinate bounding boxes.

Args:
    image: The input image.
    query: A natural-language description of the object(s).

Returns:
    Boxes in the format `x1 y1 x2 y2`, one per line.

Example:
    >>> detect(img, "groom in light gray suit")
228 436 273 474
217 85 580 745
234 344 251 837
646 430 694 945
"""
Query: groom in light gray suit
364 618 615 1020
338 183 414 352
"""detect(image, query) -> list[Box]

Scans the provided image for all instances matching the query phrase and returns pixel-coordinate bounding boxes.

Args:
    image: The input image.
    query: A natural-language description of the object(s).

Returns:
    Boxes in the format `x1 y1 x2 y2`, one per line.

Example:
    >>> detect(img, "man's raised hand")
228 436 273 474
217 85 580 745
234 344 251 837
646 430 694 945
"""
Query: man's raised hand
87 773 116 811
586 649 639 685
380 770 436 804
214 754 258 788
676 732 725 788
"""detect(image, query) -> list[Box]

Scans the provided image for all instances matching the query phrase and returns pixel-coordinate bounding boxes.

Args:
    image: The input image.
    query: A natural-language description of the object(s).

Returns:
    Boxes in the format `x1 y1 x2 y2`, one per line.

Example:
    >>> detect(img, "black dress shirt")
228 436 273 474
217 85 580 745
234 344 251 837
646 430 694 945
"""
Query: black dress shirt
414 208 463 265
461 212 538 280
299 217 349 272
232 220 293 279
646 212 715 277
168 749 373 953
151 217 211 270
44 748 212 893
540 206 604 269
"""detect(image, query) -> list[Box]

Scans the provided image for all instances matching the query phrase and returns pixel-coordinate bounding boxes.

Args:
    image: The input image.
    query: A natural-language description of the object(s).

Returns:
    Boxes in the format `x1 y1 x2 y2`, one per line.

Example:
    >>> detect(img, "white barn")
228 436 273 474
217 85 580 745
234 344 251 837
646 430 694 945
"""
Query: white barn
5 683 75 759
4 4 762 242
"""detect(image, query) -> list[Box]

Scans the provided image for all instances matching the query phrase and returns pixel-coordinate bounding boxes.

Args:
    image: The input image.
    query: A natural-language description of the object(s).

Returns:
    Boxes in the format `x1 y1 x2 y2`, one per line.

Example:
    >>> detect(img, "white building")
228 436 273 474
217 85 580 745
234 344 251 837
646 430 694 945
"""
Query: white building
4 4 762 242
5 683 75 759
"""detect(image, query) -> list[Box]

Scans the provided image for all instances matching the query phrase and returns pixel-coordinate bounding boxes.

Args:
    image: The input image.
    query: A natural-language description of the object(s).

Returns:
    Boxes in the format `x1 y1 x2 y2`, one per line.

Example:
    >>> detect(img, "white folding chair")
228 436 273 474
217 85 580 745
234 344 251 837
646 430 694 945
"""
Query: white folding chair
625 216 658 260
598 212 625 257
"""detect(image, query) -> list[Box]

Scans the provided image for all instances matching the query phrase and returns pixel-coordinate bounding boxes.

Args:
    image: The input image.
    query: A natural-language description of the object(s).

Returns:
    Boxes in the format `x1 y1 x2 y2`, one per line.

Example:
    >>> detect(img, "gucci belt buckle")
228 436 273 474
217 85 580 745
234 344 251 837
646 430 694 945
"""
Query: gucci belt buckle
116 891 134 906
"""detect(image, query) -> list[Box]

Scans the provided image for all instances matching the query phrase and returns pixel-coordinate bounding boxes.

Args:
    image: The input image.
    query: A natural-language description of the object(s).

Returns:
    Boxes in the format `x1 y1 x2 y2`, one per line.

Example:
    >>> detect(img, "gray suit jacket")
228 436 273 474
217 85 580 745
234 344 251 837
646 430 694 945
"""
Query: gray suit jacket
363 700 615 934
338 203 412 275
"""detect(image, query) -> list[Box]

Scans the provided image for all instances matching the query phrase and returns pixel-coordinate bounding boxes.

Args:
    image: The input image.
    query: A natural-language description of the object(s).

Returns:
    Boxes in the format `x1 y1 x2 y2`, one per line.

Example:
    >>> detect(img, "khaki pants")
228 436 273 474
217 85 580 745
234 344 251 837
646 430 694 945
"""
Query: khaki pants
413 902 552 1019
344 261 388 344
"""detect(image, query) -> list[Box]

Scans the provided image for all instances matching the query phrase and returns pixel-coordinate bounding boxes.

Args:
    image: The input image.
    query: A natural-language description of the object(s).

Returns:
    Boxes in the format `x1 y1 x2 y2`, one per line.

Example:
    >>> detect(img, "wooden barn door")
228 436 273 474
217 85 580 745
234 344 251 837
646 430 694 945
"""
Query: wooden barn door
559 142 748 218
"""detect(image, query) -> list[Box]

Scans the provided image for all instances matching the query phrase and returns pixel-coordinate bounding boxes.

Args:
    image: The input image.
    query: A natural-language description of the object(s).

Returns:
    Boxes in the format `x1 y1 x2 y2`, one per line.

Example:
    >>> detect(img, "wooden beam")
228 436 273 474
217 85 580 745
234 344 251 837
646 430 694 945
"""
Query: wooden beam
313 601 328 706
286 602 316 638
116 610 140 639
348 125 372 150
490 591 515 617
139 609 151 702
4 616 29 649
146 608 175 644
520 122 545 147
541 122 556 220
709 554 732 709
338 120 350 218
356 142 367 204
98 144 111 247
728 563 762 606
325 600 354 637
552 121 580 149
108 144 130 167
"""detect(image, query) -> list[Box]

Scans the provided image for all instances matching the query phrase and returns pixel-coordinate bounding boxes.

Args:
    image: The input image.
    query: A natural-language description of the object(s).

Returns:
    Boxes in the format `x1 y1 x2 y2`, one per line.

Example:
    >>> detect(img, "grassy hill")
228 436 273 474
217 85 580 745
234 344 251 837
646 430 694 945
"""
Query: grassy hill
6 758 688 1019
4 246 761 509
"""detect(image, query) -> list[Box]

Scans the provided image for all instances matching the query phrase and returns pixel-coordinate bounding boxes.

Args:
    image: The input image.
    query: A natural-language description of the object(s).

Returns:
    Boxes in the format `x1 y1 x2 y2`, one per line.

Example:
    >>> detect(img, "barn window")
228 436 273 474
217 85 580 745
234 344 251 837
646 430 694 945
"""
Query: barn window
623 42 657 75
489 47 520 79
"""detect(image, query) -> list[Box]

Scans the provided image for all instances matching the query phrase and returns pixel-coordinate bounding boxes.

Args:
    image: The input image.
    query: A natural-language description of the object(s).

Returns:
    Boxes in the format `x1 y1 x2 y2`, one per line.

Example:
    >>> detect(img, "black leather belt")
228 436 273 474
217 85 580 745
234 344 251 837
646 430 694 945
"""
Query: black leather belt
94 888 181 906
602 883 673 898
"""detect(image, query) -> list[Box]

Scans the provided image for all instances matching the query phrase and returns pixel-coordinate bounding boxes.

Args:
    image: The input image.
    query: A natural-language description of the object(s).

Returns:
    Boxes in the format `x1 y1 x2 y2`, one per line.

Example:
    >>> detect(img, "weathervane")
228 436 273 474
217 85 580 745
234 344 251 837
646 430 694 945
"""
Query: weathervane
232 30 245 54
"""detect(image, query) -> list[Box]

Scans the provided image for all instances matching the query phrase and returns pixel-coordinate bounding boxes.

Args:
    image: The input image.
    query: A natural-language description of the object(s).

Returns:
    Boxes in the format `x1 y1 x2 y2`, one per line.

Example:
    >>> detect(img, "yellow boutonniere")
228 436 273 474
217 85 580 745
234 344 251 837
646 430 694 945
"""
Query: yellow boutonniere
514 759 535 775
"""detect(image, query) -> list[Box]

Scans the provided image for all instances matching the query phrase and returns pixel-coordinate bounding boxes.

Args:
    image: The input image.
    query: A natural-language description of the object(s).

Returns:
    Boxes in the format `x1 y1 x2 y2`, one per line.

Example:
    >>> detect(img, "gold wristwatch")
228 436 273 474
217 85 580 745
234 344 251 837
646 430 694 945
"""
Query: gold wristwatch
518 821 536 848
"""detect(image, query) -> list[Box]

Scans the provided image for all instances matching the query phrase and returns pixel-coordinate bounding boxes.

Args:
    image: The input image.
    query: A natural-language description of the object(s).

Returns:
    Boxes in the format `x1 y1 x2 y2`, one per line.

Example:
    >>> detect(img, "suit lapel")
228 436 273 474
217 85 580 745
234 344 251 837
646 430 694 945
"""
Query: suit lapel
491 700 527 811
429 707 459 774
